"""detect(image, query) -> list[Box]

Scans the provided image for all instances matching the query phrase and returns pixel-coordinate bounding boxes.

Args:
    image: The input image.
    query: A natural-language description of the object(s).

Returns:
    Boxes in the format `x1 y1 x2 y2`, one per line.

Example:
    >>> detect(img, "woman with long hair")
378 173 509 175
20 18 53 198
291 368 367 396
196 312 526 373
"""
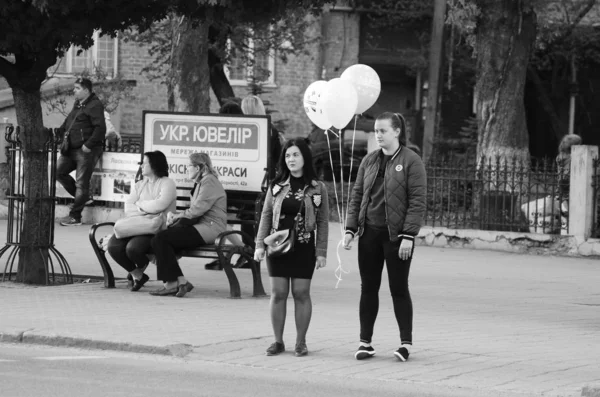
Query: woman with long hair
344 112 426 362
254 137 329 357
149 152 227 297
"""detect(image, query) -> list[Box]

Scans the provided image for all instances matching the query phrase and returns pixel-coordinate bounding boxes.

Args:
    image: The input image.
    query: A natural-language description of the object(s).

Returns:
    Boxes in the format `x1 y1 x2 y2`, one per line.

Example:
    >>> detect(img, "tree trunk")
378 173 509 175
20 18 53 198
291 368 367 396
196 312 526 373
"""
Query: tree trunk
208 48 236 106
208 25 236 107
12 86 52 284
475 0 536 164
169 16 211 113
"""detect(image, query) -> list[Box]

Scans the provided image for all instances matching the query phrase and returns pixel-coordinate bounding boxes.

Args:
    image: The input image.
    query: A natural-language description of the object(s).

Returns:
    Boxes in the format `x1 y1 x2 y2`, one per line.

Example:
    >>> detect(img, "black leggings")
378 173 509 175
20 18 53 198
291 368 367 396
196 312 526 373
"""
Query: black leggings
151 226 204 282
107 234 153 273
358 226 413 345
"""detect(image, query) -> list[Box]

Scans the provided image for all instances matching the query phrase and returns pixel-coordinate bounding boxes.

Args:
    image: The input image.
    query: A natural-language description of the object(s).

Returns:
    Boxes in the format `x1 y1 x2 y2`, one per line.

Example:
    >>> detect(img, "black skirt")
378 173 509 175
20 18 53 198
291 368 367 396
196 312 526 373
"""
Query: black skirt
267 231 316 279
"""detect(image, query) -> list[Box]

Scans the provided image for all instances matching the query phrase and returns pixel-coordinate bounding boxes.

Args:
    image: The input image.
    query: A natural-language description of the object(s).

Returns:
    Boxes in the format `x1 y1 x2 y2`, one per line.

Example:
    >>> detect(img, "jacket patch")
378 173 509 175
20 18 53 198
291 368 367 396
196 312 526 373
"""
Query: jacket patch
272 184 283 196
395 165 403 172
312 194 322 208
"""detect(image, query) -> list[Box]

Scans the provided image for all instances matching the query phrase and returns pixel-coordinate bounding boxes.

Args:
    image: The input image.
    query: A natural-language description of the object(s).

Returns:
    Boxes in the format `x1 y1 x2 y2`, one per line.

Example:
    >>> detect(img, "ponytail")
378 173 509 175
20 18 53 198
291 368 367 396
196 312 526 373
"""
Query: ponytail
376 111 407 146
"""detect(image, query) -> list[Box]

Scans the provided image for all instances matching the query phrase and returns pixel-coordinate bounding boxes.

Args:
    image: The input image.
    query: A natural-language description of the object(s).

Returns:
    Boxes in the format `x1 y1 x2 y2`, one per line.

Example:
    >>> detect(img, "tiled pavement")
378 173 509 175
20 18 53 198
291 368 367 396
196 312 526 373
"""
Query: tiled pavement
1 220 599 397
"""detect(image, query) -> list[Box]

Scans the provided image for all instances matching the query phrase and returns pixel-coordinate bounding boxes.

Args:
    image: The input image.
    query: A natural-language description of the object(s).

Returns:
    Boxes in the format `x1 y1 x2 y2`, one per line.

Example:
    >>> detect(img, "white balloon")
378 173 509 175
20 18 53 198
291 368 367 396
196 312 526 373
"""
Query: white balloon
341 64 381 114
303 80 332 130
321 78 358 129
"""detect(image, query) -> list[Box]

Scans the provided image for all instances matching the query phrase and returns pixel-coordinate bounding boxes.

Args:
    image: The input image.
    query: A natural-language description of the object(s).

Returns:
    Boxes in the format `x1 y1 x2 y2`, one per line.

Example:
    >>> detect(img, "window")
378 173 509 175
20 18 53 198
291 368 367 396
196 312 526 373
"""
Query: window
50 32 118 77
225 31 275 86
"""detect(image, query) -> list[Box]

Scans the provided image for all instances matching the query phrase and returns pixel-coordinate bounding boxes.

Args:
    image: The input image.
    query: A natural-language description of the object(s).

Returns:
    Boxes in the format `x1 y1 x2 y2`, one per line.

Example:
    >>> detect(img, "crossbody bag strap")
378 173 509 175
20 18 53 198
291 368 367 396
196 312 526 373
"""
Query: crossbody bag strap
64 107 84 138
292 186 308 230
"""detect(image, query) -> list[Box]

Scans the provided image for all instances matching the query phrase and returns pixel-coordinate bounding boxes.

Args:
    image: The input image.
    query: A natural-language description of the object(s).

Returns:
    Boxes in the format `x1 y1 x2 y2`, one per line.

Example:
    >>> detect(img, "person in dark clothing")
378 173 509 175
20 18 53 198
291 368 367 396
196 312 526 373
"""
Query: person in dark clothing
343 112 427 363
219 101 244 115
57 77 106 226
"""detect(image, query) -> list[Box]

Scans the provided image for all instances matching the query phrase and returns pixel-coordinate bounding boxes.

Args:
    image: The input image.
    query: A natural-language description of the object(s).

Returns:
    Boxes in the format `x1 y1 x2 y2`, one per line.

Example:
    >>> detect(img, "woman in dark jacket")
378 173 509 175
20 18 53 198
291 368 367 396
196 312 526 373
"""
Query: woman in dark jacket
343 112 426 363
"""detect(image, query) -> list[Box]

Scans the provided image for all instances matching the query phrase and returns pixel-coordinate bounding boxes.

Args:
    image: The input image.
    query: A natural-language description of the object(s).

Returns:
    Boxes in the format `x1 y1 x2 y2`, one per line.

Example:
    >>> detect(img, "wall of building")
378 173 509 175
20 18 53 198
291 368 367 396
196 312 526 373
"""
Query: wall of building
117 39 169 139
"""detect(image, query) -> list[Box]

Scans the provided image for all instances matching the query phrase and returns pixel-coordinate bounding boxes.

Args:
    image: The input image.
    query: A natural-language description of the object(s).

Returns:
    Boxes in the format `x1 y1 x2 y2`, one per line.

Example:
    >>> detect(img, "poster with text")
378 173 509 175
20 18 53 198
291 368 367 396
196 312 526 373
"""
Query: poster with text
55 152 141 202
142 111 270 193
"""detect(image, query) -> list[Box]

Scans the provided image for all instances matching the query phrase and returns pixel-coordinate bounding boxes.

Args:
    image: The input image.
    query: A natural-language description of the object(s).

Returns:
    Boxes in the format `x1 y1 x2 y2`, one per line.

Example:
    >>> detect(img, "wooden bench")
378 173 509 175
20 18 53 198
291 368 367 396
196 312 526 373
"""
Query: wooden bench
88 189 267 299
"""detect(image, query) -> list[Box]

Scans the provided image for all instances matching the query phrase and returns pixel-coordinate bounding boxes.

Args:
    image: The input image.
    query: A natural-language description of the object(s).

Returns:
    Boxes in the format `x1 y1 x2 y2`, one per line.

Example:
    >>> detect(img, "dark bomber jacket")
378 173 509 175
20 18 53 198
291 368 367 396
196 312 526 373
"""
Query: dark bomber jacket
345 146 426 243
60 93 106 150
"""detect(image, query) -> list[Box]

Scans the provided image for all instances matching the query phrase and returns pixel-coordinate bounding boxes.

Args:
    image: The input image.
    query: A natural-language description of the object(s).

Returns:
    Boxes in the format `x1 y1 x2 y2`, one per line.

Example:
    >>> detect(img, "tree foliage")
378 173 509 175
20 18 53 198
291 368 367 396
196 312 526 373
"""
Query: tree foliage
123 1 331 108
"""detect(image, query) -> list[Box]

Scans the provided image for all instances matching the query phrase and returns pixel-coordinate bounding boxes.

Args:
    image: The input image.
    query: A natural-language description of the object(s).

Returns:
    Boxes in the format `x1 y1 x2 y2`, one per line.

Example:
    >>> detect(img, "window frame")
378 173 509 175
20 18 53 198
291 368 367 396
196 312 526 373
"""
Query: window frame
224 33 276 87
52 31 119 77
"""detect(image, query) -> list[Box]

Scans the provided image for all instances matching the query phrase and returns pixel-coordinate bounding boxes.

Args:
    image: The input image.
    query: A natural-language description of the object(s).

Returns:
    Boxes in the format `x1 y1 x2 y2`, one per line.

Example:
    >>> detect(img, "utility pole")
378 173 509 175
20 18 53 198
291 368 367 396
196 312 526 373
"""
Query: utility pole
422 0 446 162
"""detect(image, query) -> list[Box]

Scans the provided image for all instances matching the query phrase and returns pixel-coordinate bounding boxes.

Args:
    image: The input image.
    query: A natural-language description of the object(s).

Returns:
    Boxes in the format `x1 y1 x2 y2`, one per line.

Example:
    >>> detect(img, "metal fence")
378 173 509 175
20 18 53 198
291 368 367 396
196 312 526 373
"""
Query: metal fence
425 156 568 234
592 158 600 238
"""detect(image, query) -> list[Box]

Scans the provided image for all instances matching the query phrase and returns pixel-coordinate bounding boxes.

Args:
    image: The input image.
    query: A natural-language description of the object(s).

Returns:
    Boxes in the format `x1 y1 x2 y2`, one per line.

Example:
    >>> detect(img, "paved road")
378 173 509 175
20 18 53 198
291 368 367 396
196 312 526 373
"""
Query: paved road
1 220 600 396
0 344 530 397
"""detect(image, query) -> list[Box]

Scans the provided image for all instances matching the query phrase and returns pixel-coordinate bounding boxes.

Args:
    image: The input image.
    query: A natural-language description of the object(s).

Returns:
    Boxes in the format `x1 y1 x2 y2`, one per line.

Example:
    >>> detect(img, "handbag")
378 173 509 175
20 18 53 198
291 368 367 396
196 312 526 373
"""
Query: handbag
264 188 306 258
59 107 83 156
113 213 164 239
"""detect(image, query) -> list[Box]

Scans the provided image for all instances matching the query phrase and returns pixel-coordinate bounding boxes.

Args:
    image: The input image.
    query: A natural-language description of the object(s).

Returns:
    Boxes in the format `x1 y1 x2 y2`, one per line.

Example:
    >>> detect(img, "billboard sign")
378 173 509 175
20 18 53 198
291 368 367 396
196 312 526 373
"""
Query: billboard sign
142 111 270 192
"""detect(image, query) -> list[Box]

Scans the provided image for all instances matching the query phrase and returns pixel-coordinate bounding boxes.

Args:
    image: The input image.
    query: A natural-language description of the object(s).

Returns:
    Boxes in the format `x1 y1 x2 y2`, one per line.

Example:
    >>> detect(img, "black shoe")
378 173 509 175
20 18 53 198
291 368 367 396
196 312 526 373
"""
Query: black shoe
131 273 149 291
204 260 223 271
394 346 410 362
266 342 285 356
355 344 376 360
294 342 308 357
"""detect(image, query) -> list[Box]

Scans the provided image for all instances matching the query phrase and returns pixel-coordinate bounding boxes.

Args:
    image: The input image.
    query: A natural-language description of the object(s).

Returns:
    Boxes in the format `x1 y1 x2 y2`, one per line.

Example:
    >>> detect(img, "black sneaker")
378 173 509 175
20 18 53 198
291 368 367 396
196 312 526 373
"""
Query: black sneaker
266 342 285 356
294 342 308 357
60 217 82 226
394 346 410 362
354 344 376 360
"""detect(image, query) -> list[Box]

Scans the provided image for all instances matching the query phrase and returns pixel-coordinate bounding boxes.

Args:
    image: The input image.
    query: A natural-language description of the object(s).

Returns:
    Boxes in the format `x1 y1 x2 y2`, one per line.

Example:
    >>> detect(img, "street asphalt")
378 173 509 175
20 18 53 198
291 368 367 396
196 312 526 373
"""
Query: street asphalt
0 219 599 397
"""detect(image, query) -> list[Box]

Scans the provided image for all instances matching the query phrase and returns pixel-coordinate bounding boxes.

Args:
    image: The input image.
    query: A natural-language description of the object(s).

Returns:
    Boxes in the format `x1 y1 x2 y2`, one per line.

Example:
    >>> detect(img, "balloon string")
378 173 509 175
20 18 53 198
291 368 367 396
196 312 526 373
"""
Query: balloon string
338 129 344 234
325 129 351 288
325 129 345 238
345 115 358 227
334 239 350 288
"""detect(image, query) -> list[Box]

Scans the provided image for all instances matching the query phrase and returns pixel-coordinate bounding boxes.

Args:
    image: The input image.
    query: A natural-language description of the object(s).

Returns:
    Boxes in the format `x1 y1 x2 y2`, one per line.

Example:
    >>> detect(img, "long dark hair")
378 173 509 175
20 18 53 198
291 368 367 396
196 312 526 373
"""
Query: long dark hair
376 112 407 146
144 151 169 178
272 137 317 187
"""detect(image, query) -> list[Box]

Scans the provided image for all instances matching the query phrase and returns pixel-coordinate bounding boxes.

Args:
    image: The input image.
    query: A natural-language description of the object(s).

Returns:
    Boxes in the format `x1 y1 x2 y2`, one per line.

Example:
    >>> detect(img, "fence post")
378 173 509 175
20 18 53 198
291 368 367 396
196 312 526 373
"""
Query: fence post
568 145 598 239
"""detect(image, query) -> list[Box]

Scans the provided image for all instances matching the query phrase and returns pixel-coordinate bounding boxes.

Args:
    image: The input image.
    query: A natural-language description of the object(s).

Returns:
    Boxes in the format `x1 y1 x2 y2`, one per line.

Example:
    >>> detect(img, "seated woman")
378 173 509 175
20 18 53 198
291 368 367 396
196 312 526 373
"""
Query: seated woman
107 151 177 292
149 152 227 297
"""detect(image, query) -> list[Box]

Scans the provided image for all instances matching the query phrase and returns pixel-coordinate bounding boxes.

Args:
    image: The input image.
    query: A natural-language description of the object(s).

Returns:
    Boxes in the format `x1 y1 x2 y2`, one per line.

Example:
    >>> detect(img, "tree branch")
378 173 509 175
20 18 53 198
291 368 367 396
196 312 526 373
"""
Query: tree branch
551 0 597 46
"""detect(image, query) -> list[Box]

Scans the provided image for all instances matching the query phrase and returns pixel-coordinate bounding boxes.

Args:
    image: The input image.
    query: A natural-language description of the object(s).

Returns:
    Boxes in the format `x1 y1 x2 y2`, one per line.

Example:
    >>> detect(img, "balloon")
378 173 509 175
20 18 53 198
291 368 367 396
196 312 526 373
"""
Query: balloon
321 78 358 129
303 80 332 130
341 64 381 114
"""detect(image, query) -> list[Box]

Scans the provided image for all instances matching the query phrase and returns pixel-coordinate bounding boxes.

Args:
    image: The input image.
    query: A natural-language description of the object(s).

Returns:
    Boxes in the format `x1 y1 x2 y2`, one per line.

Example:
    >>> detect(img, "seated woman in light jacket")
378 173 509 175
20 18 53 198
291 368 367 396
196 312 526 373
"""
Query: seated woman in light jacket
107 151 177 292
149 152 227 297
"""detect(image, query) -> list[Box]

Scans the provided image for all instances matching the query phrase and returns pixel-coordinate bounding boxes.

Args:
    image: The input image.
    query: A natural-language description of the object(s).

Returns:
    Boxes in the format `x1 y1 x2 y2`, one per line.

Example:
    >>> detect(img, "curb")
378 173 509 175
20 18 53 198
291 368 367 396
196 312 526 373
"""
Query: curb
0 331 194 357
583 386 600 397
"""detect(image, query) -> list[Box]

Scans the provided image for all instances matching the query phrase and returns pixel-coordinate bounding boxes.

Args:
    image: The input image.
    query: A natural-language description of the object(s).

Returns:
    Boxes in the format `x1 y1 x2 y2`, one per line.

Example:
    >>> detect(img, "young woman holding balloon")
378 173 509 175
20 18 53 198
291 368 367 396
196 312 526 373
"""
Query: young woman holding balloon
343 111 426 362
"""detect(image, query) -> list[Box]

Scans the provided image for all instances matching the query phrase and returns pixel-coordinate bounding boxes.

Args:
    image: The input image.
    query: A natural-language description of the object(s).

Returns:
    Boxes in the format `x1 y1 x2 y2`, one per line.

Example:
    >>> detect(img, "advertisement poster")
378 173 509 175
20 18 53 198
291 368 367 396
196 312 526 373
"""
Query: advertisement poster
142 111 270 193
55 152 141 202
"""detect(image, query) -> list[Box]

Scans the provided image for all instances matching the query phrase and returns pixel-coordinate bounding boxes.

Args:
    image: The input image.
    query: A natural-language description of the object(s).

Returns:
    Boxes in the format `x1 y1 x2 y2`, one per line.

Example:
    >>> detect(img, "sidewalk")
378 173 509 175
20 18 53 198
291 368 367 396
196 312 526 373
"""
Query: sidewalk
1 220 600 397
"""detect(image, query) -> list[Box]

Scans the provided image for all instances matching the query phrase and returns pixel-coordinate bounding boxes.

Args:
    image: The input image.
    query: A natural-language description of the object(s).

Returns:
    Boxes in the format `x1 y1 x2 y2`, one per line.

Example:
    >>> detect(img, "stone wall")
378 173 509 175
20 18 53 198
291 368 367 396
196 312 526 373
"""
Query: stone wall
417 226 600 258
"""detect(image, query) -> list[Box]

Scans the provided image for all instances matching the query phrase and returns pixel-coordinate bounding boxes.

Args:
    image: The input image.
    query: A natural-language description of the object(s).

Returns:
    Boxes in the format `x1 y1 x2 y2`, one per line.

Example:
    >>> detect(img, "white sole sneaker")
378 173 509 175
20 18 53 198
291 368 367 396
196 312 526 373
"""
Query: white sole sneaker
394 347 409 362
355 347 376 360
